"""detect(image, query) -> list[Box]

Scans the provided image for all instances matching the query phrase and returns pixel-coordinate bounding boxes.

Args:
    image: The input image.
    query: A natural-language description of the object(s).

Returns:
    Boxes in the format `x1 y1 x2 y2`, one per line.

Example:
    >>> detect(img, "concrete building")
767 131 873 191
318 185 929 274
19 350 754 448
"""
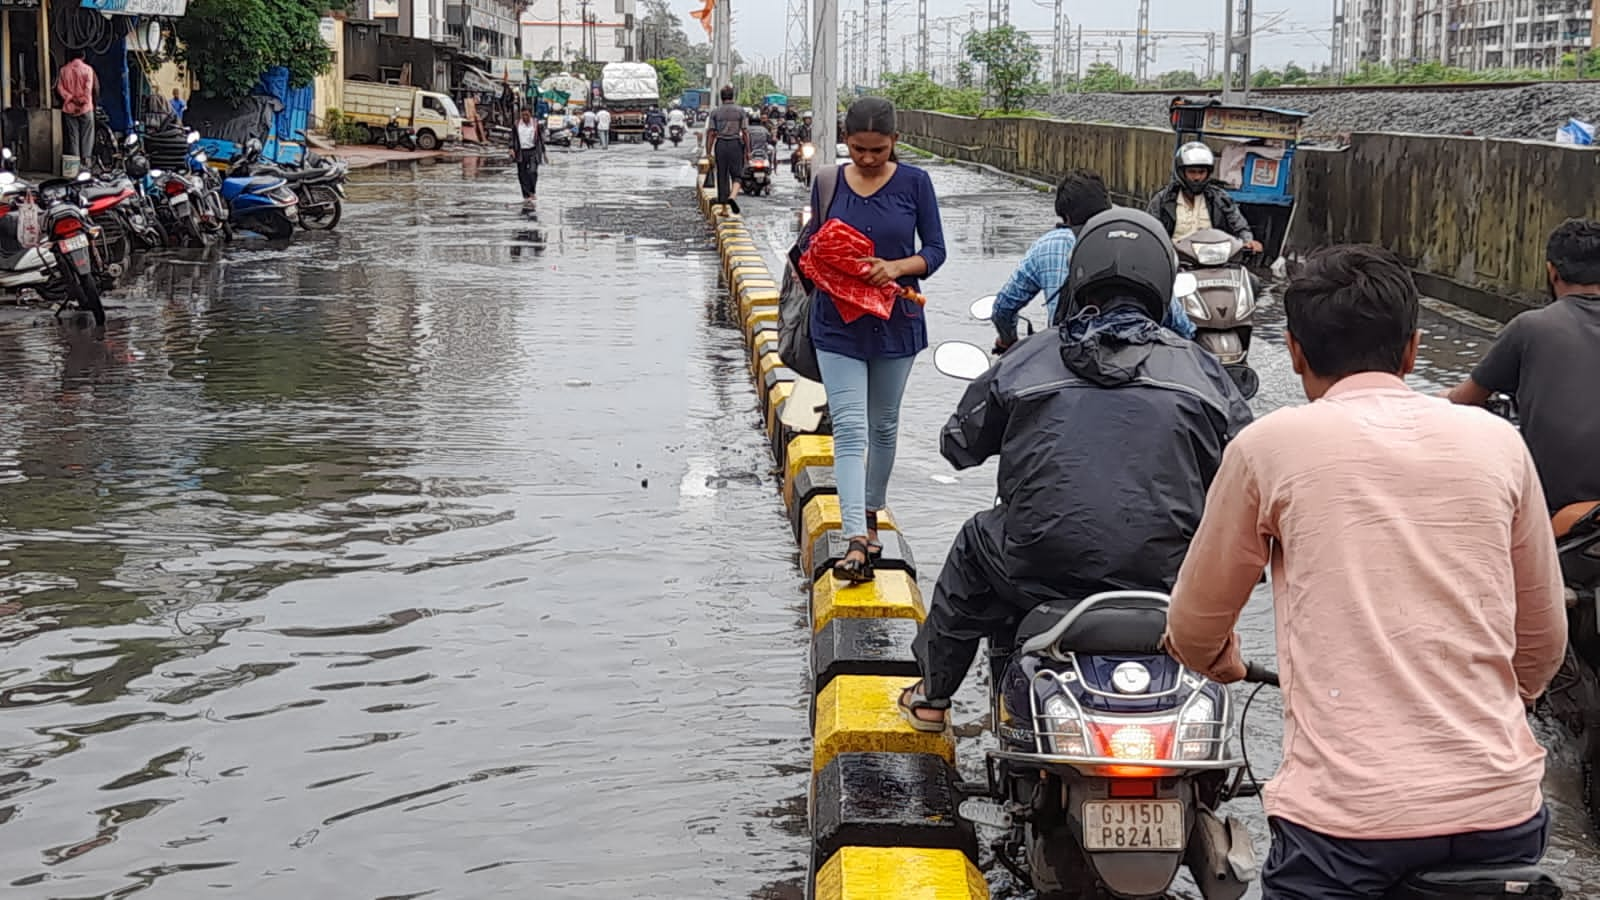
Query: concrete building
1342 0 1597 70
520 0 638 64
346 0 522 58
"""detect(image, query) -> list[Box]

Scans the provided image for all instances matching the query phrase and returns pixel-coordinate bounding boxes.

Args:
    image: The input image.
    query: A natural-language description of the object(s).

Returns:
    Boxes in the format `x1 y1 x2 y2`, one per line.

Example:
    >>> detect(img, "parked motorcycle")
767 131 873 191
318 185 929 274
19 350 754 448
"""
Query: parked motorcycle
223 140 299 241
668 123 685 147
380 109 417 152
0 169 107 326
546 125 575 148
1173 228 1256 365
243 132 348 231
740 147 773 197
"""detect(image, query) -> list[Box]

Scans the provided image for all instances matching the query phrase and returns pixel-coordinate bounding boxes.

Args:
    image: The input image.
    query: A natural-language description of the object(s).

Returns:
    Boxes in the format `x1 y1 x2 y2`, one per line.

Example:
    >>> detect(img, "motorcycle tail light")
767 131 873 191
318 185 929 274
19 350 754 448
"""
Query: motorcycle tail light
52 217 83 238
163 180 186 196
1084 720 1175 777
1040 694 1088 756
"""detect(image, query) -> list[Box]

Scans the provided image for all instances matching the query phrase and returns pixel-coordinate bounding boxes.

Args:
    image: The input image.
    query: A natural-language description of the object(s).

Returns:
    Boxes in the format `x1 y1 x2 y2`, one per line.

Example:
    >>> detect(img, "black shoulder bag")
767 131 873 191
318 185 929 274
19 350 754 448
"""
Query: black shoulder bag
778 165 842 382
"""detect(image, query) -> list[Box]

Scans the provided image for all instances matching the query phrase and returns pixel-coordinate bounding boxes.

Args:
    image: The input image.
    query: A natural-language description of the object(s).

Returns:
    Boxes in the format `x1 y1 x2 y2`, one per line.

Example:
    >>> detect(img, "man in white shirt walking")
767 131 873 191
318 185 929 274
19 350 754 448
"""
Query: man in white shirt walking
596 106 612 149
509 107 547 204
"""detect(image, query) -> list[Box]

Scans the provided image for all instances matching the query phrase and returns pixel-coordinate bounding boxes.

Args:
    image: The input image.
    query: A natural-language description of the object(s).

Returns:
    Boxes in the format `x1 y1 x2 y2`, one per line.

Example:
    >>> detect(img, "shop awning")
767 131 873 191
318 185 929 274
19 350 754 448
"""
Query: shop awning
458 64 501 94
80 0 189 15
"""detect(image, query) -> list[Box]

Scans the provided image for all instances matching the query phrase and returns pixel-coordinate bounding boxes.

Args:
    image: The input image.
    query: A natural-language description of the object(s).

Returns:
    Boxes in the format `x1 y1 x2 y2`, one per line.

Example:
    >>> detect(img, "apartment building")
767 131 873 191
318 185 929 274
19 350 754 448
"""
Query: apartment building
348 0 523 58
1342 0 1597 69
520 0 639 64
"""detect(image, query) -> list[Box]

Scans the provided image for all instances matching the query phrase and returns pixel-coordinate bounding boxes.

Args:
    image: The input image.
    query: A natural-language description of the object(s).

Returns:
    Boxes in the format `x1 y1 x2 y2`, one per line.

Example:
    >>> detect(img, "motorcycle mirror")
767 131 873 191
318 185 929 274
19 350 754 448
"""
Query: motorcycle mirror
149 168 164 178
124 134 139 148
1174 272 1199 298
1224 364 1260 401
0 172 15 186
187 130 200 145
933 342 993 381
969 295 997 321
1 147 12 161
75 171 92 182
194 152 208 163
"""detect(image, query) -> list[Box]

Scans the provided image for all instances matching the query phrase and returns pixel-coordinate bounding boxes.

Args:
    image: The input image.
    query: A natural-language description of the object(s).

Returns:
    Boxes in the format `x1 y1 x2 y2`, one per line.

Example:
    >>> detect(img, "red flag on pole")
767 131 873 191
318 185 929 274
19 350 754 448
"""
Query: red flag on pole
690 0 716 37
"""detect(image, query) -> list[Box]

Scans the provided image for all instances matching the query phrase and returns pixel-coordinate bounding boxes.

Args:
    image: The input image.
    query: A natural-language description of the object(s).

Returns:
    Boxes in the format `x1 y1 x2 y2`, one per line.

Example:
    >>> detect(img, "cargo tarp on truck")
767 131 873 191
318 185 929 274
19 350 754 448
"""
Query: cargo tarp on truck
600 62 660 139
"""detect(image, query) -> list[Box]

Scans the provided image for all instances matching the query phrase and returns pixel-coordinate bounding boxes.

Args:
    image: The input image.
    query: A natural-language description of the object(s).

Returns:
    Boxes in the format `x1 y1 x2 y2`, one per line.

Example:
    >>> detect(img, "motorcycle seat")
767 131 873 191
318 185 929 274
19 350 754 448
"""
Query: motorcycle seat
1554 501 1600 539
1391 864 1560 899
1014 595 1168 656
80 184 130 200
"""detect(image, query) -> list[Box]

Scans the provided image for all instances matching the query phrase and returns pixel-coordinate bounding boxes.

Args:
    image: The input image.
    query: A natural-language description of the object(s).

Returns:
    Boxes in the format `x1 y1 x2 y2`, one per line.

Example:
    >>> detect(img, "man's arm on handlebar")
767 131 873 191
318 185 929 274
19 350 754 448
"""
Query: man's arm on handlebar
940 367 1008 470
1448 316 1526 405
1164 439 1271 684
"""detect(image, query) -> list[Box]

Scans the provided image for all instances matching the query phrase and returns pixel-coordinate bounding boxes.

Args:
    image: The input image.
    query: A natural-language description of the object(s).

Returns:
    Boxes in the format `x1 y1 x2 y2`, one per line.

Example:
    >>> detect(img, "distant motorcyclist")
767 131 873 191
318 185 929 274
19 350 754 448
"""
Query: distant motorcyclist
992 169 1195 355
1147 142 1263 253
645 105 667 130
667 106 687 130
899 208 1254 730
1448 218 1600 515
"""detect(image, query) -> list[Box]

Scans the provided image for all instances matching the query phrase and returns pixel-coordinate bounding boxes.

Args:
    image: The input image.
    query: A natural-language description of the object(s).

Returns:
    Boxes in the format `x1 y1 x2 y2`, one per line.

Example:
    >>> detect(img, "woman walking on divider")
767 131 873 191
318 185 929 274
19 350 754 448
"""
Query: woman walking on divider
805 97 946 583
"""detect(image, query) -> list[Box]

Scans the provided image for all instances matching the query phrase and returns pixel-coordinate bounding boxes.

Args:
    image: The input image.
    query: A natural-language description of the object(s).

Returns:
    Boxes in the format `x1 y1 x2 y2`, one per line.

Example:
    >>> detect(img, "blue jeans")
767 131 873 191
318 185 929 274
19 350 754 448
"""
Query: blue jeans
815 350 917 538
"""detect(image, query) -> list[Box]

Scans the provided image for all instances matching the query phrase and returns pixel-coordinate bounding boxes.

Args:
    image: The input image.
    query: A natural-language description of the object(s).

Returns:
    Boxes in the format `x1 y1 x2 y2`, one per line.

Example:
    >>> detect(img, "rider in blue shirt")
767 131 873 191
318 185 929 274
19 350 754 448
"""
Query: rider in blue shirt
993 170 1195 353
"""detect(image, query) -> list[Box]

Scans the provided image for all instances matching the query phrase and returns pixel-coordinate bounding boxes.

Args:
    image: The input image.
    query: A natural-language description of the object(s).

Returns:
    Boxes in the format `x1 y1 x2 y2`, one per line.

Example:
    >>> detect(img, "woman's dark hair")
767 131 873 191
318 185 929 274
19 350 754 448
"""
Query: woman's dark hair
845 97 897 136
720 84 736 102
1547 218 1600 286
1055 169 1110 227
1283 245 1419 380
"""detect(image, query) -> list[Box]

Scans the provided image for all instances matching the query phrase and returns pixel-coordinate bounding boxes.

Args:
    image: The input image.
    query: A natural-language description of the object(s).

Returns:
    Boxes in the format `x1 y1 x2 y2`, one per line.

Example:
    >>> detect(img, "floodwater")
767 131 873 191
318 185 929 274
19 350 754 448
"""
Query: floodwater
0 140 1591 900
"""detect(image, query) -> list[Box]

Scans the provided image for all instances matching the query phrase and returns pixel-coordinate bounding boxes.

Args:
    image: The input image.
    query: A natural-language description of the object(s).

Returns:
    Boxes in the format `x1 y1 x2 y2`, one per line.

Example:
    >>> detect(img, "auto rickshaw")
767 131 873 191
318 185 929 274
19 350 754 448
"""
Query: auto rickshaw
1168 98 1307 257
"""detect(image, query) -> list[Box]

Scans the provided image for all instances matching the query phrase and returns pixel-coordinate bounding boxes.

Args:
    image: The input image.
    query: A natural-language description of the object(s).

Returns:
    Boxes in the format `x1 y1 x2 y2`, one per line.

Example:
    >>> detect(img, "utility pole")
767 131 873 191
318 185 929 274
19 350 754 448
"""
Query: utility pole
814 0 839 168
1052 0 1066 87
1222 0 1252 103
879 0 890 83
917 0 928 73
713 0 733 95
787 0 811 86
1135 0 1151 83
1331 0 1344 79
862 0 871 87
997 0 1009 26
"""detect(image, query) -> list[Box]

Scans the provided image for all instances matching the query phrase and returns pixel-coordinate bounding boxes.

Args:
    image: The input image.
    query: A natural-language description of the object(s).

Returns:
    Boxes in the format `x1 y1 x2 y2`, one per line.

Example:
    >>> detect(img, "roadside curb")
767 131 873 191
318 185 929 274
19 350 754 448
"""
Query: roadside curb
693 156 987 900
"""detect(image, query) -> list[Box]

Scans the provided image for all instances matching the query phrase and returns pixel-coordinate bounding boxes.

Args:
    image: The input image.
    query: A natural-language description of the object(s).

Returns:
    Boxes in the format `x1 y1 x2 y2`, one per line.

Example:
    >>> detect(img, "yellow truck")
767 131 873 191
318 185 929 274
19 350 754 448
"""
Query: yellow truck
341 80 464 150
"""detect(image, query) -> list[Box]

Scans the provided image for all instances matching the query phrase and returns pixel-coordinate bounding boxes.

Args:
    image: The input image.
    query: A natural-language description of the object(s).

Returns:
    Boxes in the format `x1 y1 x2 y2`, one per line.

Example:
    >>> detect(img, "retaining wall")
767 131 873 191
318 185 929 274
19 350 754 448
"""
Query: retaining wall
694 170 986 900
897 110 1600 318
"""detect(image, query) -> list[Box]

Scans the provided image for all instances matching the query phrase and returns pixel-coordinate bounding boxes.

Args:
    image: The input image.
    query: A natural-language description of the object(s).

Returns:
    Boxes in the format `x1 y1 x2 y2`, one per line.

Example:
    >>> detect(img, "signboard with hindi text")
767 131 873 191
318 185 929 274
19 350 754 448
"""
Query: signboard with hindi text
81 0 188 14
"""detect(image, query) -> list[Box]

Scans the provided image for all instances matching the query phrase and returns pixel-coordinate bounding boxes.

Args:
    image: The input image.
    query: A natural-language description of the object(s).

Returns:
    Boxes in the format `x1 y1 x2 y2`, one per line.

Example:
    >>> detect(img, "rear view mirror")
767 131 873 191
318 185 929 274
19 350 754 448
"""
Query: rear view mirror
124 133 139 148
969 295 997 321
933 342 993 381
186 130 200 145
1225 364 1260 400
1174 272 1198 298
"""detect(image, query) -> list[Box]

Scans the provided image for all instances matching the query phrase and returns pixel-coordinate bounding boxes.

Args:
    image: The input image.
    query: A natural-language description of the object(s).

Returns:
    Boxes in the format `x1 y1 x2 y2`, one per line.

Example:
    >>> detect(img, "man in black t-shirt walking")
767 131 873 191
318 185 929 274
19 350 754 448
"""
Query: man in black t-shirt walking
1449 218 1600 516
705 85 748 214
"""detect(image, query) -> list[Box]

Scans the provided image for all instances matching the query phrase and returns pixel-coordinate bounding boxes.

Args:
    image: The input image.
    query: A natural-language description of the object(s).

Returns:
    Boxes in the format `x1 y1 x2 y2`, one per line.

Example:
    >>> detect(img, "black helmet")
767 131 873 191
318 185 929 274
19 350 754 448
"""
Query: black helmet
1057 208 1176 325
1174 141 1216 196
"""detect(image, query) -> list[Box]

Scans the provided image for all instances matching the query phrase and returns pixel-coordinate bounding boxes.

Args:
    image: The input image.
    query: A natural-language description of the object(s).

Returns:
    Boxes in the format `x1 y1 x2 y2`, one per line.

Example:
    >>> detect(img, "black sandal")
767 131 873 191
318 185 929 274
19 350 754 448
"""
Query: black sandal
898 683 950 733
865 510 884 559
832 537 875 584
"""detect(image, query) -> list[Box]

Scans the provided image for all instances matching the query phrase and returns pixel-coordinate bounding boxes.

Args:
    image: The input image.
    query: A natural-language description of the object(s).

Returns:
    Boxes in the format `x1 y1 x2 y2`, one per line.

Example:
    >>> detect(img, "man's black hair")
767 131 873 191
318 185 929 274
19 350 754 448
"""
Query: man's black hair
68 49 86 62
719 84 736 102
1547 218 1600 286
1055 169 1110 227
1283 245 1419 380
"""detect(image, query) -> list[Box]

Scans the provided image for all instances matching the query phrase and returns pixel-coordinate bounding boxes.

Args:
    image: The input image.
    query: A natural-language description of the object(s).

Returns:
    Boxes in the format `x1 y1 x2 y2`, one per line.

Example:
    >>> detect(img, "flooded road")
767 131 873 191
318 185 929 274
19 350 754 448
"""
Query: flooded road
0 149 810 898
0 139 1592 899
734 152 1600 897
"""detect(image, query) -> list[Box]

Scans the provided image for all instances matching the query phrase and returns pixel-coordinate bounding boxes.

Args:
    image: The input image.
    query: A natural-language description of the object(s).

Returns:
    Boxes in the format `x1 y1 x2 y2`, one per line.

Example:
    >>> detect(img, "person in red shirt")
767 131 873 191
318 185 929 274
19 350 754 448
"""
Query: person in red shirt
56 50 98 169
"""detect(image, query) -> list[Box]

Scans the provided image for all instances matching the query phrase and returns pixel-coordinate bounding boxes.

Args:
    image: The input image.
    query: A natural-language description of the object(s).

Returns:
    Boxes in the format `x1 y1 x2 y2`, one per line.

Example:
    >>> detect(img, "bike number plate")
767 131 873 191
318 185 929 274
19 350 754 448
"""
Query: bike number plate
1082 800 1184 851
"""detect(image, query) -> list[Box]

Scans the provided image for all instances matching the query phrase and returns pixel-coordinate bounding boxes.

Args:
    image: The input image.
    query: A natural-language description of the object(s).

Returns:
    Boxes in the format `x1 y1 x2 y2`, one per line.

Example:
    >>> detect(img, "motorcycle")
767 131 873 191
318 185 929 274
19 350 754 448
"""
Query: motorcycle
222 140 299 241
380 109 417 152
740 147 773 197
645 123 665 150
792 140 815 186
244 132 348 231
668 123 685 147
1173 228 1256 365
0 170 107 326
546 125 575 148
580 125 599 149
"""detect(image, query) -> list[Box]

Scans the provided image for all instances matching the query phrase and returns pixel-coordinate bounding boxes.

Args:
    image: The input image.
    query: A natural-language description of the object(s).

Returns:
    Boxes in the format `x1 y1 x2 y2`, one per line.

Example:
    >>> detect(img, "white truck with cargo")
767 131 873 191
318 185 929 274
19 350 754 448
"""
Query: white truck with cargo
599 63 660 142
341 81 464 150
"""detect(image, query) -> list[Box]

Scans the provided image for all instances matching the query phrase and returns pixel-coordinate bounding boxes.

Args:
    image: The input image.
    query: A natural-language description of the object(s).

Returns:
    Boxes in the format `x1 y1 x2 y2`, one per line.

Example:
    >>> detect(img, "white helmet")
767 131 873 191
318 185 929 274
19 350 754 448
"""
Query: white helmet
1175 141 1216 195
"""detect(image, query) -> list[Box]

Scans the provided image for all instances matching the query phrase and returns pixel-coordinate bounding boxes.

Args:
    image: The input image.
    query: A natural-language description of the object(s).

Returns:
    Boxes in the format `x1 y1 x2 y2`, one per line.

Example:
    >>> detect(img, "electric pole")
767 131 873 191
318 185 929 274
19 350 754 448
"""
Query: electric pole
786 0 811 86
1222 0 1252 103
879 0 890 84
1053 0 1066 87
713 0 733 94
918 0 928 73
862 0 871 87
996 0 1009 26
814 0 838 168
1135 0 1150 83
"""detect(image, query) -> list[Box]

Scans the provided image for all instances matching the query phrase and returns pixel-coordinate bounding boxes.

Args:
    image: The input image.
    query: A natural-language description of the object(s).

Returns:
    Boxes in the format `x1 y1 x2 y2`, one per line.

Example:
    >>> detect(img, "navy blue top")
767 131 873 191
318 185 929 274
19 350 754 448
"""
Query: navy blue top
806 163 947 360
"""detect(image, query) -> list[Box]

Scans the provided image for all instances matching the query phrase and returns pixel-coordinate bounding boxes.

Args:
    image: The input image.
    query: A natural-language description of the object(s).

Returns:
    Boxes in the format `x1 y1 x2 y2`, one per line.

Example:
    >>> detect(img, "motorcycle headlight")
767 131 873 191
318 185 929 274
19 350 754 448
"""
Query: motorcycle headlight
1192 241 1233 266
1182 288 1210 322
194 152 208 163
1041 693 1088 756
1176 693 1221 761
801 144 815 159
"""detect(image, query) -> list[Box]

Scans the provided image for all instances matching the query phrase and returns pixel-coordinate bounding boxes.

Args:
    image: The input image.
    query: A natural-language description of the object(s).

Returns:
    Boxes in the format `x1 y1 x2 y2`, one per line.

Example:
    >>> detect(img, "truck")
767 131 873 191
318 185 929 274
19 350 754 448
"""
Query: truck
599 62 660 141
341 80 464 150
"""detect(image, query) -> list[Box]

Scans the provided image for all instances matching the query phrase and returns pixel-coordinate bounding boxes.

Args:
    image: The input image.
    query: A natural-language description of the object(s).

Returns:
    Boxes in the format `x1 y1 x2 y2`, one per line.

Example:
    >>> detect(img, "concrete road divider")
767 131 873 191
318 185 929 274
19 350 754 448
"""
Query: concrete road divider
694 177 988 900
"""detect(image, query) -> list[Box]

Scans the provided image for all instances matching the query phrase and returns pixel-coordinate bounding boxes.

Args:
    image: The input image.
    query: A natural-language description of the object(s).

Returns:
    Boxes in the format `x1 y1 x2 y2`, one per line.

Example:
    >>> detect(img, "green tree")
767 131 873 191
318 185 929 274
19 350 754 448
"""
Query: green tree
956 61 975 90
966 26 1042 112
1251 68 1284 88
177 0 340 103
734 73 782 107
1080 61 1134 92
1156 69 1202 89
649 58 687 102
878 72 946 111
1282 62 1310 84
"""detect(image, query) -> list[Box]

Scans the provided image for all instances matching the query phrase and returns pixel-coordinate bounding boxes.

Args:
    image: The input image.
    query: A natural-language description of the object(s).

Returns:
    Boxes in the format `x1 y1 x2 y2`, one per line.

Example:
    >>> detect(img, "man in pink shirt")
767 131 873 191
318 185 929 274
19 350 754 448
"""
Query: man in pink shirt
1164 245 1567 898
55 50 98 169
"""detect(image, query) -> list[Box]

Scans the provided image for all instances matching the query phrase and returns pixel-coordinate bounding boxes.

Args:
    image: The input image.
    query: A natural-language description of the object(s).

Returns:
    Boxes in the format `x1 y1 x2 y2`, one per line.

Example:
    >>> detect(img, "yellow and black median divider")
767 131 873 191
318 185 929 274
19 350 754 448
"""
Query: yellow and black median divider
695 158 986 899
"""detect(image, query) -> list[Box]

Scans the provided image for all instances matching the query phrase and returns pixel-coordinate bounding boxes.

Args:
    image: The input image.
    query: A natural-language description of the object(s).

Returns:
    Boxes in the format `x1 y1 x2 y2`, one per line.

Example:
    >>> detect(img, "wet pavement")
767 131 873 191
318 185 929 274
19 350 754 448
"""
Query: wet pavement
0 138 1591 899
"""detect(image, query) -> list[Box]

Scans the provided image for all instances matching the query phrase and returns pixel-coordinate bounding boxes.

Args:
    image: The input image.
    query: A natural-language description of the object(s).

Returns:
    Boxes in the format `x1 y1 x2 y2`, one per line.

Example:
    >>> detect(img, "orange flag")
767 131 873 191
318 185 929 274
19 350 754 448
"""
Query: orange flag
689 0 716 36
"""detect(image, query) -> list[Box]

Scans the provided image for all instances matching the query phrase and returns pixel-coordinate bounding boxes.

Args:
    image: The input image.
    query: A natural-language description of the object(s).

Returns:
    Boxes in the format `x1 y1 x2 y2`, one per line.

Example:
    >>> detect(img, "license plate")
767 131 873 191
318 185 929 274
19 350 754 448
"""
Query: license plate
61 234 88 252
1082 800 1184 851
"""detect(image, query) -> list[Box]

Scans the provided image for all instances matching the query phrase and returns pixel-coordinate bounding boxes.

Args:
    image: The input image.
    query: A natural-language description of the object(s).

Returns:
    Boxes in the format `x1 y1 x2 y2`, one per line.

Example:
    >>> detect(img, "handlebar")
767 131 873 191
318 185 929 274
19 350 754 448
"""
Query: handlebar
1243 662 1279 687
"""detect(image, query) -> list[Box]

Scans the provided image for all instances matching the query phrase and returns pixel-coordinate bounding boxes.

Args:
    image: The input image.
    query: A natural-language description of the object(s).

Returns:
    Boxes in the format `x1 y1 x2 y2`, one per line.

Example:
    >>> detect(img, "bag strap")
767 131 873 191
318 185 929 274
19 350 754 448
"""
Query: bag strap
806 164 842 241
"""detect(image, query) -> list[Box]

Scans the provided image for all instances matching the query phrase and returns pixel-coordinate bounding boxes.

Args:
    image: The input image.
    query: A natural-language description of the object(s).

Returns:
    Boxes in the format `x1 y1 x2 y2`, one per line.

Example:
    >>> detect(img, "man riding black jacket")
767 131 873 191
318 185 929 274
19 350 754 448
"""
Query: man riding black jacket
1146 179 1255 245
902 209 1255 725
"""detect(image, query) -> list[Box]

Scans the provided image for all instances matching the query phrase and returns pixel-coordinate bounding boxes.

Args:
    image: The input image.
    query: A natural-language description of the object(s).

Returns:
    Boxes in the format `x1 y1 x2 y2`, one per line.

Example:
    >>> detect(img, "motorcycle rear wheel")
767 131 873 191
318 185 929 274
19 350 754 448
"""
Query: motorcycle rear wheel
299 186 342 231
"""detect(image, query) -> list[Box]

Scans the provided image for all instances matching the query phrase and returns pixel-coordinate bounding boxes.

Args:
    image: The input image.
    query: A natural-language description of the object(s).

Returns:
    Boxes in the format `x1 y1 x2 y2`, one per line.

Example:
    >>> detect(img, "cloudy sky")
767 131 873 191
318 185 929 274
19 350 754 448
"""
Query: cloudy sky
670 1 1342 78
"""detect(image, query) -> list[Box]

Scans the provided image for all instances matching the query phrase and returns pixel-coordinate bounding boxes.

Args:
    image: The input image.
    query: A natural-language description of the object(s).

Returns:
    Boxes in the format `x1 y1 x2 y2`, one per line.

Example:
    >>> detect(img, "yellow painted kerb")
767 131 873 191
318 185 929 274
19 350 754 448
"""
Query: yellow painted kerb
784 434 834 483
766 382 795 435
812 570 925 632
815 847 988 900
800 495 899 550
813 675 955 772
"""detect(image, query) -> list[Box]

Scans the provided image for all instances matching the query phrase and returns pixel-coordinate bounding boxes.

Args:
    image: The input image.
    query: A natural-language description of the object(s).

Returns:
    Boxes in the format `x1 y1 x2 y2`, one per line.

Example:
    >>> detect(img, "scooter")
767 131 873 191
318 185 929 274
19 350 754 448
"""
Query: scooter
740 147 773 197
222 139 299 241
0 170 107 326
242 132 348 231
669 123 685 147
1173 228 1256 365
645 123 665 150
380 109 417 152
546 125 575 148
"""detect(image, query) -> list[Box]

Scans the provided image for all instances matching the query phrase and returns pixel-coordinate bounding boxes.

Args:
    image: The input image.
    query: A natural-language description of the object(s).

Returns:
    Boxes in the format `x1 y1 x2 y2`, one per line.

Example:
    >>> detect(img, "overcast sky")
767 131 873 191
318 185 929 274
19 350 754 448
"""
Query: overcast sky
671 1 1342 77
